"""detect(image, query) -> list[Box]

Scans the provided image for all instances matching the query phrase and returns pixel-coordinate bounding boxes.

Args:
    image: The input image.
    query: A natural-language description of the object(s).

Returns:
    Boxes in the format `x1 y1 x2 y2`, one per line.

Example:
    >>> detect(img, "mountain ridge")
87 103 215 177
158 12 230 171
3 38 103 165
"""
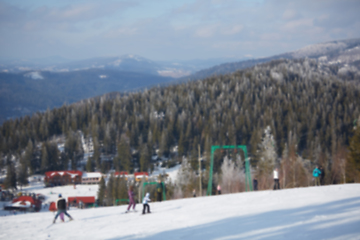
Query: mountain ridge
182 37 360 81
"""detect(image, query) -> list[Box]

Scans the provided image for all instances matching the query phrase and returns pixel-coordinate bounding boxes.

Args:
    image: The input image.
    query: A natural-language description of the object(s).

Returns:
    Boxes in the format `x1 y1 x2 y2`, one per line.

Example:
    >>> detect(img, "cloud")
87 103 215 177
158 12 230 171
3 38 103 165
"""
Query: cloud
0 1 136 32
222 25 243 35
1 0 360 61
282 9 298 20
106 26 138 38
281 18 314 32
195 25 219 38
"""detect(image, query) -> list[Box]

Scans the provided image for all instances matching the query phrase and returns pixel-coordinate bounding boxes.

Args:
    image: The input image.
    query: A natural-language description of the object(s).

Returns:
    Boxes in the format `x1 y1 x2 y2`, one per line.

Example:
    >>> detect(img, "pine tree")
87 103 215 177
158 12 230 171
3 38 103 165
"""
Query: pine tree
106 174 115 206
256 126 278 189
139 144 149 172
4 155 17 190
118 134 132 172
97 177 106 206
114 177 120 205
41 142 49 173
347 120 360 182
220 156 244 193
24 140 34 174
118 177 128 204
18 155 29 186
86 156 94 172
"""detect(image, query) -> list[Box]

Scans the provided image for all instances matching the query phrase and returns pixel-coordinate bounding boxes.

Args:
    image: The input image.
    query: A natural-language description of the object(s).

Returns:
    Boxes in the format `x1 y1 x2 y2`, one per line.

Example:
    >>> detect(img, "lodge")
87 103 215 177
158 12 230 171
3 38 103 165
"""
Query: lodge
81 172 103 184
44 170 82 187
5 196 42 212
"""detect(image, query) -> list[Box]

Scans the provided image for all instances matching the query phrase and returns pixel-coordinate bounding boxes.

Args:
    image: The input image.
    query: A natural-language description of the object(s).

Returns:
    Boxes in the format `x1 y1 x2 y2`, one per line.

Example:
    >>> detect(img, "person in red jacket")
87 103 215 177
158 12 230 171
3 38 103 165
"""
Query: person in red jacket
53 194 73 223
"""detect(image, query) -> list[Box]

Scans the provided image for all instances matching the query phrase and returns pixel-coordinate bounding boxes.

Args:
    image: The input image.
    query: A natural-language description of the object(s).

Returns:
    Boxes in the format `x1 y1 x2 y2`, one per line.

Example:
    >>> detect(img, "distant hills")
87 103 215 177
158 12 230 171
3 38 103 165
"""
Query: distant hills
1 38 359 124
0 69 174 123
0 54 244 78
0 55 244 123
183 38 360 81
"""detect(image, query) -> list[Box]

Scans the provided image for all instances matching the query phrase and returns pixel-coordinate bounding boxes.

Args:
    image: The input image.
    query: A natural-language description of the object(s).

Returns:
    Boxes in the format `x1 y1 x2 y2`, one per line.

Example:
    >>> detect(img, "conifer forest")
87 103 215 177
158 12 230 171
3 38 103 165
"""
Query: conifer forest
1 59 360 193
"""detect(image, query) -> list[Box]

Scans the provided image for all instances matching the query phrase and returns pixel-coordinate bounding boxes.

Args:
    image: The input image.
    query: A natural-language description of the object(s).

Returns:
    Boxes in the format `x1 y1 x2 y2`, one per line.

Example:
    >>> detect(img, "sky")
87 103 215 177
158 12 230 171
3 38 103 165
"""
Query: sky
1 0 360 61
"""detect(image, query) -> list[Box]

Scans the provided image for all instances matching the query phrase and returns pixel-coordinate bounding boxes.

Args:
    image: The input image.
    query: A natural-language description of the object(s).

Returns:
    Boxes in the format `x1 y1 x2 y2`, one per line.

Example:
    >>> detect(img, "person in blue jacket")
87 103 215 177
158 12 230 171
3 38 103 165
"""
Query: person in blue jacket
313 166 322 186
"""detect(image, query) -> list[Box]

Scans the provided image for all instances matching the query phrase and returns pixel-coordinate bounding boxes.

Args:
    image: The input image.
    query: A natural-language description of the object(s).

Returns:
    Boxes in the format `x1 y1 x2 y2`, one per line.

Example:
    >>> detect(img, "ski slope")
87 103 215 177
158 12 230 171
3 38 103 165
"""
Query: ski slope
1 184 360 240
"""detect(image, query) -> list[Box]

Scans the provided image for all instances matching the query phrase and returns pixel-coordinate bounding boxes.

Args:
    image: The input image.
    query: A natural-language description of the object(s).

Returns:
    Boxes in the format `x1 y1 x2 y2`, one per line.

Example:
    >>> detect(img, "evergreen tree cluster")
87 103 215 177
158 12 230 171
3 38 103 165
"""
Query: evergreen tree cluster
1 59 360 183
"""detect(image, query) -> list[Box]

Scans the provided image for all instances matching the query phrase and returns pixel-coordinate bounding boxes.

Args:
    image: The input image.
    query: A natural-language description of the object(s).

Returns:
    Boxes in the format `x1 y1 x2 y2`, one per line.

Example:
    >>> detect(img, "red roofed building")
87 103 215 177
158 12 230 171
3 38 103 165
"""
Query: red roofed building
44 170 83 186
134 172 149 182
68 196 95 208
5 196 42 212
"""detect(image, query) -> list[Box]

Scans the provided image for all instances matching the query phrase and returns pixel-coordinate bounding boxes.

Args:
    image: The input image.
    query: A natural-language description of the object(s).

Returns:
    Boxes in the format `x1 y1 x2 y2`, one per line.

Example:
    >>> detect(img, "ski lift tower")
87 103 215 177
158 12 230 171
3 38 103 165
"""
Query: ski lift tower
206 145 253 196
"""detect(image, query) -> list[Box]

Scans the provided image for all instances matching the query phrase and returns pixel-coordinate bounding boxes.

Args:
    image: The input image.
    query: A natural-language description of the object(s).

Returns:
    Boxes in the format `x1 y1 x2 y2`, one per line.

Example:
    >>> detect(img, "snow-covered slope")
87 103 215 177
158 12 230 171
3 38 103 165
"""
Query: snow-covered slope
1 184 359 240
291 38 360 65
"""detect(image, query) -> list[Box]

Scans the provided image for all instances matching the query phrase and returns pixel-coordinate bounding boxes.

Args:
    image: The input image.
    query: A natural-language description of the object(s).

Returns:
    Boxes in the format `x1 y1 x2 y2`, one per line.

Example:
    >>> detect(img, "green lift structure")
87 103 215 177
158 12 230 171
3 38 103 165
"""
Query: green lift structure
206 145 253 196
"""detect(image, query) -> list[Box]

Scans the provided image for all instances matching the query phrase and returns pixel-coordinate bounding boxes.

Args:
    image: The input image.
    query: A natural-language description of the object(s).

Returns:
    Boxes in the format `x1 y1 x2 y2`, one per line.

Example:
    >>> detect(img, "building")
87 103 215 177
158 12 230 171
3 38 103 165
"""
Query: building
82 172 103 185
5 196 42 212
134 172 149 182
68 196 96 208
44 171 83 187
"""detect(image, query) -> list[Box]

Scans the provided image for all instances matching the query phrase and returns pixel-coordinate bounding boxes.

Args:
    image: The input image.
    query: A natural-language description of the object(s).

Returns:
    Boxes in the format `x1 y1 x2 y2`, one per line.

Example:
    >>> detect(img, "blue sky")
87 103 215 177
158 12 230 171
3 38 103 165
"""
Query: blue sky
1 0 360 61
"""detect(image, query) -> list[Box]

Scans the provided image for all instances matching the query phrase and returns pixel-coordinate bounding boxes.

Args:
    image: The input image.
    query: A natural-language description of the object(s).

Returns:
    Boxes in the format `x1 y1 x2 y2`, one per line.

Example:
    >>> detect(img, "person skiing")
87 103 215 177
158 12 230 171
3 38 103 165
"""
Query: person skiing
253 178 258 191
156 180 163 202
142 192 151 214
53 194 73 223
126 185 136 213
313 166 322 186
217 184 221 195
273 168 280 190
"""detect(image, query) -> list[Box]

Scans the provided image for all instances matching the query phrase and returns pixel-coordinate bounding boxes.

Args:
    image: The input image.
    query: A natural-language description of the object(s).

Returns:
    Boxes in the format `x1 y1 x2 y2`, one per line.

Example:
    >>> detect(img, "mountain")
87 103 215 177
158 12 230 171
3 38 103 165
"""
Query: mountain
184 38 360 81
0 69 174 123
0 54 244 79
0 55 244 123
1 38 359 124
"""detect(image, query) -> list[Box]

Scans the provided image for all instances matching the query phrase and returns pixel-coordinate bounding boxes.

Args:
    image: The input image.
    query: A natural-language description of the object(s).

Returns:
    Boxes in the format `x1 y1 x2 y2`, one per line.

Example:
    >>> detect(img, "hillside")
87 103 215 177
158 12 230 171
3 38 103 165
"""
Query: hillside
1 184 360 239
1 38 360 123
1 58 360 190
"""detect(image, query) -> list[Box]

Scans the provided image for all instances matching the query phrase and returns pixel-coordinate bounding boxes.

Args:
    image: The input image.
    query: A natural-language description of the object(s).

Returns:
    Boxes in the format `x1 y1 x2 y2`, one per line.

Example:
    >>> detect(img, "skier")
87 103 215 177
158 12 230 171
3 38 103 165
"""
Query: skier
53 194 73 223
273 168 280 190
192 189 196 197
217 184 221 195
156 180 163 202
142 192 151 215
313 166 322 186
253 178 258 191
126 185 136 213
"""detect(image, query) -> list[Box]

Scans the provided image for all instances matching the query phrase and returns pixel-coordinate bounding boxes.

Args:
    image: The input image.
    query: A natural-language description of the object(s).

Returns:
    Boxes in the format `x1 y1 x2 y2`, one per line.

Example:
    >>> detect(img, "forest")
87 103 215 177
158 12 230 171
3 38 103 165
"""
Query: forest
1 58 360 194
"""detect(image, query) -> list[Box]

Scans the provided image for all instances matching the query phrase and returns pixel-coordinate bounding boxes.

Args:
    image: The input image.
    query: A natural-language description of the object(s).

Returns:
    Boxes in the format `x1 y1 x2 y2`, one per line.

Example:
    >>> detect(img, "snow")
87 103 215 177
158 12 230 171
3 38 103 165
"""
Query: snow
151 164 181 183
1 184 360 239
